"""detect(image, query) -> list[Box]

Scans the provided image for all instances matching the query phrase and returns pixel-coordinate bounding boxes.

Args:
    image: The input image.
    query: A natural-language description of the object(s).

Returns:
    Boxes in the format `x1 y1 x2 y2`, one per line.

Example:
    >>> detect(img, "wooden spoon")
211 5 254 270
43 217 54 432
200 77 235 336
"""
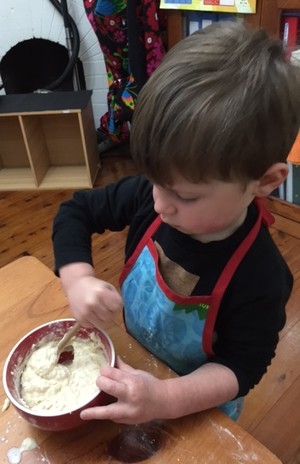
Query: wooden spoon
56 322 80 363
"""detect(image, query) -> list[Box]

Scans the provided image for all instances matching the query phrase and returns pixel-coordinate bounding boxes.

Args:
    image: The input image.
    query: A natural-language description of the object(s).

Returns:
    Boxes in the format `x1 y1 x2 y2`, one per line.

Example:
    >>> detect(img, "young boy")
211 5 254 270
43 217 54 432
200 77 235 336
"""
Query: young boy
52 22 300 424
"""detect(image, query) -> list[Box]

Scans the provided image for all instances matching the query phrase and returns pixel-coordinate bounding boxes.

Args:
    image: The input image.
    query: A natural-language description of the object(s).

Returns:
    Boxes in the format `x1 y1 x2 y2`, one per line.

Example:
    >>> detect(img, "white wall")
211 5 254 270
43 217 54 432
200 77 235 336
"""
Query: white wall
0 0 108 128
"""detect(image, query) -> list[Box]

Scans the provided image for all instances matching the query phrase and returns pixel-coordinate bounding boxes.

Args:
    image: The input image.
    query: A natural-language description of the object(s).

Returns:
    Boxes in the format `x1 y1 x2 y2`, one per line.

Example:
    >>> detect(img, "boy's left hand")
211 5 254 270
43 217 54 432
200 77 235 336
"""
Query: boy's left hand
80 356 165 424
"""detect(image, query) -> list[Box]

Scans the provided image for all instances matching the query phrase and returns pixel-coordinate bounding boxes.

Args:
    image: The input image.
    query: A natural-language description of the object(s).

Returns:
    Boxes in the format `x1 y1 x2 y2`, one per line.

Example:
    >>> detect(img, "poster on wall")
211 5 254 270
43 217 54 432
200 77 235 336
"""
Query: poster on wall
159 0 256 14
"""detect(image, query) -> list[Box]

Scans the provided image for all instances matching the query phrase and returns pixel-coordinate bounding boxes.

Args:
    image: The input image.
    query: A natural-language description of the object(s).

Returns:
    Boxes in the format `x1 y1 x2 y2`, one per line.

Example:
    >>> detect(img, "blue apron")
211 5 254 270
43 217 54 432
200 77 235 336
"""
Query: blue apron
120 199 274 420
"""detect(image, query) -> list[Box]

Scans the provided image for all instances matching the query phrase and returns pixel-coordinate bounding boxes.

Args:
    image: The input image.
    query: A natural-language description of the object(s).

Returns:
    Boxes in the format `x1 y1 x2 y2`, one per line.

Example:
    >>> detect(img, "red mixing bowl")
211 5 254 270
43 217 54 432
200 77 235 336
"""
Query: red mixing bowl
2 318 115 431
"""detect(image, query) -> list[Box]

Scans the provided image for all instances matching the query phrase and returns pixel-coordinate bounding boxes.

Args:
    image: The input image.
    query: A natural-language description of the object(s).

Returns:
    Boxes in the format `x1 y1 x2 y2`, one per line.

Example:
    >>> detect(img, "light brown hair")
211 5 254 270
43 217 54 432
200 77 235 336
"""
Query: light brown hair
131 21 300 185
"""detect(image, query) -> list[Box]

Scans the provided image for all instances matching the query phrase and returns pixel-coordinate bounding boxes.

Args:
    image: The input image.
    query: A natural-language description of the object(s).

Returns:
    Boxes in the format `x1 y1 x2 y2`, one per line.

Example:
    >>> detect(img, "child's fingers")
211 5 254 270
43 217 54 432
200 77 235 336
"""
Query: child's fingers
116 355 136 372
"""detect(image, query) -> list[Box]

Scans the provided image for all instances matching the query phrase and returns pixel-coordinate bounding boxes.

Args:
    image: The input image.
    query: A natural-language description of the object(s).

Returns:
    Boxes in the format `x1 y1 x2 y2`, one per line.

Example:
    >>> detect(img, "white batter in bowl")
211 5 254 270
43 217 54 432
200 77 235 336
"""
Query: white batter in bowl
21 332 107 414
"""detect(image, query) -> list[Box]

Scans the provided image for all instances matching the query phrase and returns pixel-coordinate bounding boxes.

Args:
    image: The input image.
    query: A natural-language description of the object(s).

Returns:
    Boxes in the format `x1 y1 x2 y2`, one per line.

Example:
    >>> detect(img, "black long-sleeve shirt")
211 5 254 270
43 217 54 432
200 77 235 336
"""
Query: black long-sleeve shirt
52 176 292 397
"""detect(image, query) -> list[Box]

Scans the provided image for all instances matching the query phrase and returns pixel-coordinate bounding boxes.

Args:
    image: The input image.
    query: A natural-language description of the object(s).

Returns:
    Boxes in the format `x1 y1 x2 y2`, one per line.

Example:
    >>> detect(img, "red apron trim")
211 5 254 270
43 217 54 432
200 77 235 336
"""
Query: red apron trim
119 215 162 285
148 239 211 305
202 198 271 356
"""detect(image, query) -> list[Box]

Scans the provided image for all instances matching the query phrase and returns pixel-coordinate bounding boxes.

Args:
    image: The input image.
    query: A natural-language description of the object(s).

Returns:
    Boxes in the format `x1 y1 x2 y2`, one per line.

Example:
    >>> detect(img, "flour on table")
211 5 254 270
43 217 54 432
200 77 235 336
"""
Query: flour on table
2 398 10 412
6 437 37 464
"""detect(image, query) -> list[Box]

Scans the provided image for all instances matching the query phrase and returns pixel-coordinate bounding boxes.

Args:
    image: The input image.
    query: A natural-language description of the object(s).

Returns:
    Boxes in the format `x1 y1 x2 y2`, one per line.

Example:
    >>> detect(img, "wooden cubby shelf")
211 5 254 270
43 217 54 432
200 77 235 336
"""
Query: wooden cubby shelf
0 90 99 190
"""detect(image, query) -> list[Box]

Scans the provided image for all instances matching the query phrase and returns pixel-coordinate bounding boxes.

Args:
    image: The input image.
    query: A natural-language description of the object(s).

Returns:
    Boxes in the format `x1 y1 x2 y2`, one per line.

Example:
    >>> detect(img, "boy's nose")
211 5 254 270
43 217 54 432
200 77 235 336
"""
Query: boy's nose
153 186 176 215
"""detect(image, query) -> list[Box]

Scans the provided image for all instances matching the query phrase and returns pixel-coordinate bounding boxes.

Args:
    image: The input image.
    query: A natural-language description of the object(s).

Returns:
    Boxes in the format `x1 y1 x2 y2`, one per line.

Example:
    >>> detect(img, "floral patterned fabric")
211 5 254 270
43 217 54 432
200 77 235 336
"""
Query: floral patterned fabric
84 0 166 144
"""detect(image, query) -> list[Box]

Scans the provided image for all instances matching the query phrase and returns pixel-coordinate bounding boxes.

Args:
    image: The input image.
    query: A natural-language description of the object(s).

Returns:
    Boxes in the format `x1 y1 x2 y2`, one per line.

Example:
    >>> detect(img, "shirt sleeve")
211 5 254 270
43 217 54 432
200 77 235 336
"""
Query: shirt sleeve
210 238 292 397
52 175 152 274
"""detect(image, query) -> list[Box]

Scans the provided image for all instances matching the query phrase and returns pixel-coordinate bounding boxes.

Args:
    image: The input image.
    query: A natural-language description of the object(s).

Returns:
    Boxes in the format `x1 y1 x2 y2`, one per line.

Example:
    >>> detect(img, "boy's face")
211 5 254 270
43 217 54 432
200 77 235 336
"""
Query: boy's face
152 175 259 242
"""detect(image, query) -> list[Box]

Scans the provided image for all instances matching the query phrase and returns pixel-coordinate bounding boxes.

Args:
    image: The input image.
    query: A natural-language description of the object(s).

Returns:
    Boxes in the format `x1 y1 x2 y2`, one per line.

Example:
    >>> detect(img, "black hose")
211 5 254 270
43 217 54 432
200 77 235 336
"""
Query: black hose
45 0 80 90
60 0 72 29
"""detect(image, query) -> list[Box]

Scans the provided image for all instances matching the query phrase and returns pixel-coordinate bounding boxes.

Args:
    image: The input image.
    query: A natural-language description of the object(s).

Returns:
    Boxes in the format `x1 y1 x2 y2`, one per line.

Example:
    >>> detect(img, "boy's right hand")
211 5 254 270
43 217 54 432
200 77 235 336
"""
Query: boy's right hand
59 263 123 328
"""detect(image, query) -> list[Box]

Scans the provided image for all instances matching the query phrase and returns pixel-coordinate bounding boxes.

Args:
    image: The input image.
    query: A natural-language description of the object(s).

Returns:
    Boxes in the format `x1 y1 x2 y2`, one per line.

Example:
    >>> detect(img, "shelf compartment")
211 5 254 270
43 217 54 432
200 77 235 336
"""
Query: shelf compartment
0 91 99 191
0 115 36 189
0 167 36 190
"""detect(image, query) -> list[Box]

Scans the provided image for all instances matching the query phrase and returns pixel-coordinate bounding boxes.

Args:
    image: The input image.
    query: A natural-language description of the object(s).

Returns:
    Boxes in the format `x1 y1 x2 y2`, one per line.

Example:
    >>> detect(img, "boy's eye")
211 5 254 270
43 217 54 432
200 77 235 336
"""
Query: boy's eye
175 193 198 202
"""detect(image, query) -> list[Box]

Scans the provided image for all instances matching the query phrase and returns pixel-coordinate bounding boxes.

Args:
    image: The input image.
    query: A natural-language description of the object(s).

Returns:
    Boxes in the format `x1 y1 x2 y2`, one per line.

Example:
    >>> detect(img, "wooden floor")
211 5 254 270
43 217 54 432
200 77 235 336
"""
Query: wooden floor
0 155 299 464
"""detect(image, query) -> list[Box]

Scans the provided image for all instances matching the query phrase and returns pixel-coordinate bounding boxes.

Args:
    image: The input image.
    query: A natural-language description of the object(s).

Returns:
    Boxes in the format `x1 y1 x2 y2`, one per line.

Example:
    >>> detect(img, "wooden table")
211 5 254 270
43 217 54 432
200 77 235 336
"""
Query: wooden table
0 257 282 463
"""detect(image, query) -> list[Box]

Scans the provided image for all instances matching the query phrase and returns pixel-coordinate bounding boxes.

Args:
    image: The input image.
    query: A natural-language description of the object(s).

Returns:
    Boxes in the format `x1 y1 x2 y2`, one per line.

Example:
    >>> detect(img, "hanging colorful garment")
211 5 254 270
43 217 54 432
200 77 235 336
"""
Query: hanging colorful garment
84 0 166 145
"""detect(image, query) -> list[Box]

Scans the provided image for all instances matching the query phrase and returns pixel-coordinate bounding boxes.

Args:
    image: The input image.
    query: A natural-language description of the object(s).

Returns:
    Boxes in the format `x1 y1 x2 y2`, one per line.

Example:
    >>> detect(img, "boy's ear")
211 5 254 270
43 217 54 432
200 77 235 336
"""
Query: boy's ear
255 163 289 197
